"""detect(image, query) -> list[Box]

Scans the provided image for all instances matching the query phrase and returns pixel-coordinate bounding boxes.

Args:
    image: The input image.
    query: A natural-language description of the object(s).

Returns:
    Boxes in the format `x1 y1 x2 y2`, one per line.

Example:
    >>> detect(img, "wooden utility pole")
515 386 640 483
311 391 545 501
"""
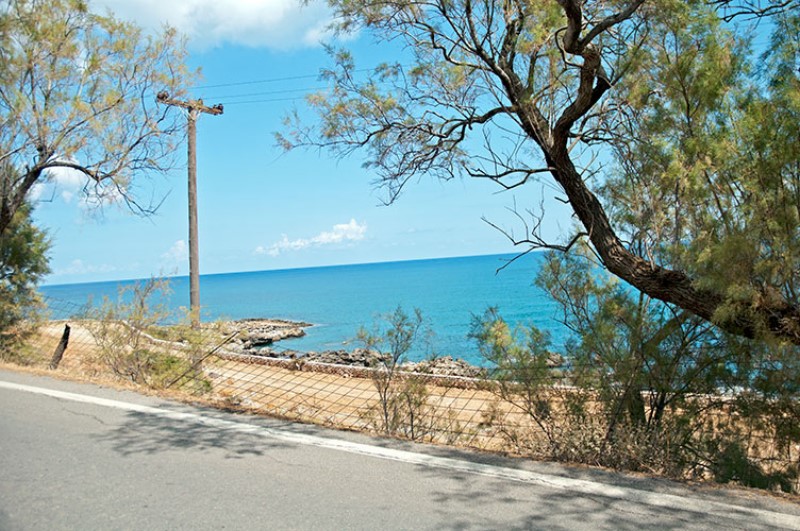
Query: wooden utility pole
157 91 223 328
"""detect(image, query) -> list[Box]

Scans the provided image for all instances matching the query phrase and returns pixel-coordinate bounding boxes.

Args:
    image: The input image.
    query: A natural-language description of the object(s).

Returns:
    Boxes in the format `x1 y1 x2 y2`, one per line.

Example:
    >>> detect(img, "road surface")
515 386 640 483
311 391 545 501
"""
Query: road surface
1 368 798 530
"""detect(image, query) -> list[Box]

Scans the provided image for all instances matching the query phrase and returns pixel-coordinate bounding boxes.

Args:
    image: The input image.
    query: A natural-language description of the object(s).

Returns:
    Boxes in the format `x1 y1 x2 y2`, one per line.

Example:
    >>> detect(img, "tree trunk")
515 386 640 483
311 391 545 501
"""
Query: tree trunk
545 146 800 345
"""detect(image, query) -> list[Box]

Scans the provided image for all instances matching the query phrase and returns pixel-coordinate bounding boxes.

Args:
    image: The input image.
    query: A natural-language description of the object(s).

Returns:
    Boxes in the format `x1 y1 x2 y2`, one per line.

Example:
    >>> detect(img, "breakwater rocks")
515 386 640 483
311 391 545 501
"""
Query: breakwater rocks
295 348 391 367
258 349 488 378
222 318 311 350
223 318 564 379
404 356 487 378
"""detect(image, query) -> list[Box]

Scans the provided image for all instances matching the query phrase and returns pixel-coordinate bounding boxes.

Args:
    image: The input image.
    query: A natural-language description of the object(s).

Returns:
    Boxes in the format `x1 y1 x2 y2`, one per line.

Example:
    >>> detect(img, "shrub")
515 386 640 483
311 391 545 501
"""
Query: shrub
471 250 800 492
358 307 443 440
85 277 210 393
0 201 50 361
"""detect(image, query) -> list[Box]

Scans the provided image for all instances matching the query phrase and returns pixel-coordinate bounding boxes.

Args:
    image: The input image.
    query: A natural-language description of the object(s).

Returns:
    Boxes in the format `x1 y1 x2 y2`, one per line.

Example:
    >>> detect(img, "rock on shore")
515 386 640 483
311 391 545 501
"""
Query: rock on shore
403 356 487 378
298 348 391 367
254 349 490 379
223 318 311 350
223 318 565 378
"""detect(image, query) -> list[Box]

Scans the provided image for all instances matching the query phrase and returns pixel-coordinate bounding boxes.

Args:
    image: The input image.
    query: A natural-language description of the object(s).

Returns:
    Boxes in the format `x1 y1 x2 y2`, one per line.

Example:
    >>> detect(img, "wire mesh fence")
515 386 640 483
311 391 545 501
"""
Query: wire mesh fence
5 296 799 494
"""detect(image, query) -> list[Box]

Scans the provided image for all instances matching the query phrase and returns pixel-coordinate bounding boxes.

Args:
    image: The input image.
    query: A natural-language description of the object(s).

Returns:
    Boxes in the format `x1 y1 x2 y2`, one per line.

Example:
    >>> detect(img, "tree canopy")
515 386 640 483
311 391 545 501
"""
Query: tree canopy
285 0 800 345
0 0 194 236
0 192 49 352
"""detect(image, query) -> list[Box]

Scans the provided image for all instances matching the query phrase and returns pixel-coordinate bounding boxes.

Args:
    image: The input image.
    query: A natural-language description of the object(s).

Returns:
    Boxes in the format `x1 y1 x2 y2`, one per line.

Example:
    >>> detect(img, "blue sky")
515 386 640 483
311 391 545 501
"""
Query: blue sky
34 0 572 286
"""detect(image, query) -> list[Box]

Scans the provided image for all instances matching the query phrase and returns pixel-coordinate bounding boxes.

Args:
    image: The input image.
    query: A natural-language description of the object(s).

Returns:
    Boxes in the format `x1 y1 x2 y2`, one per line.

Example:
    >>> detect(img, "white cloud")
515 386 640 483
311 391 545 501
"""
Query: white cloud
28 182 48 202
261 218 367 256
57 259 117 276
36 160 120 208
92 0 335 50
36 163 86 205
27 162 88 206
45 164 85 190
162 240 189 266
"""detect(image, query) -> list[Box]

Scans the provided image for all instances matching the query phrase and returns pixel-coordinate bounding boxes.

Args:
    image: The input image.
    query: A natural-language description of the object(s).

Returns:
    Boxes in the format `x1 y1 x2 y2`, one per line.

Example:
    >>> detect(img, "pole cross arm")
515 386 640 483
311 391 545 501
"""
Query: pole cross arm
156 91 223 115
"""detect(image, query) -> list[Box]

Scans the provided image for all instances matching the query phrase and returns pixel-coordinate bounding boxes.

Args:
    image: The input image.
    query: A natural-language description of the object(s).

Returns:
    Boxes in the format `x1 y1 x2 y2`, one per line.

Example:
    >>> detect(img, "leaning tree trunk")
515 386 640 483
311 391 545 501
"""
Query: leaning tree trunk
546 144 800 345
509 0 800 345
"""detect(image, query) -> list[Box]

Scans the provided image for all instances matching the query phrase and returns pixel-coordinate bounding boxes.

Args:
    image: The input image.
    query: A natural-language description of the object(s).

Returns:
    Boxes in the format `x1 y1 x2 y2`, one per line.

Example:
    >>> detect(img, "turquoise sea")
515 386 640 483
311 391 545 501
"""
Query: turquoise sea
40 253 568 365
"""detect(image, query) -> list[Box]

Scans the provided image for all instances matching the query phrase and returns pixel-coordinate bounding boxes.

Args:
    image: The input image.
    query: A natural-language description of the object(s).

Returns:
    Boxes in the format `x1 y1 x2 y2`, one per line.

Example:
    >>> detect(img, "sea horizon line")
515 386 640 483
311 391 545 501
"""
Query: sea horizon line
42 250 545 289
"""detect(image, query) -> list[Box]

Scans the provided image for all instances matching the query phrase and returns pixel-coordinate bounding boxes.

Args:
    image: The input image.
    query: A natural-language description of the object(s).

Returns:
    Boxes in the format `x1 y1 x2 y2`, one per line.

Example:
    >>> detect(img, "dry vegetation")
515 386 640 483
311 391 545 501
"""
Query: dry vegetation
7 317 799 498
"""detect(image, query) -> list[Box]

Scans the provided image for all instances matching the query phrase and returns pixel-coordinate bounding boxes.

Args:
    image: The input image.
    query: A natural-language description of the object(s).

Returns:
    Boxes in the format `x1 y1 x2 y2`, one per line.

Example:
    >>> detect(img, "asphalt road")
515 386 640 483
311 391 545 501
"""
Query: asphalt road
1 368 799 531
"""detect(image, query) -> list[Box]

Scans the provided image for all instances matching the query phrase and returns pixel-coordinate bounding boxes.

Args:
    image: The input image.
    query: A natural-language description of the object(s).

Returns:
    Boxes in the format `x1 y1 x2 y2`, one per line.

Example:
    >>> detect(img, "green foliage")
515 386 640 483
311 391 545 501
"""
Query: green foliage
470 307 561 417
604 6 800 339
291 1 800 343
358 307 439 439
85 278 210 393
539 249 733 425
470 308 579 453
0 0 195 235
357 306 426 368
472 248 800 491
0 200 50 358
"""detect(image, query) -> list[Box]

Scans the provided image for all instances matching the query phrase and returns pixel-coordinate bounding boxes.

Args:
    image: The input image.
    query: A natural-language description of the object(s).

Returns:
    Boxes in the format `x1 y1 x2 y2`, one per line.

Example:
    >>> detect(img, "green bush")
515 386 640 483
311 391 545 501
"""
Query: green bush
85 277 210 394
0 201 50 361
471 249 800 492
358 307 443 440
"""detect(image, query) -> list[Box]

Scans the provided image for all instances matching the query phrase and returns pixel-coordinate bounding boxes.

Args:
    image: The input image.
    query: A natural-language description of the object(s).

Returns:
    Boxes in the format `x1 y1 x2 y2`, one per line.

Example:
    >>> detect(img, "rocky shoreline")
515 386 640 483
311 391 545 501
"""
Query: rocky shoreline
222 318 312 350
221 318 563 379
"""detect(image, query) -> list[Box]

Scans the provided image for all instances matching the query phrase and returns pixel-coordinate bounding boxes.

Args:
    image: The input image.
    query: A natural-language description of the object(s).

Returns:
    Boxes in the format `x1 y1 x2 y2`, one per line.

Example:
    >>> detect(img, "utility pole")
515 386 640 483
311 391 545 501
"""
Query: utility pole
157 91 223 329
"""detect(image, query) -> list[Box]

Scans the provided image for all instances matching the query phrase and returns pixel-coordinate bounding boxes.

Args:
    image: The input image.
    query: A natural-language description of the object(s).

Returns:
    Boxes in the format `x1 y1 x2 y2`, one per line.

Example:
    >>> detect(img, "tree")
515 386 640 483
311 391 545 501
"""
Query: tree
0 0 193 236
283 1 800 344
534 248 722 435
358 306 427 436
472 251 800 489
0 195 50 352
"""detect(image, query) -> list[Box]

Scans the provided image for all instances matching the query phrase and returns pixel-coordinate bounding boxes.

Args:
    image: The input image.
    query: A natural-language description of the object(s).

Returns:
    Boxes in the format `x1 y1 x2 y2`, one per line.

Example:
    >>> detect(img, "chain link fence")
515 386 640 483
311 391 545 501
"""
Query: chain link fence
6 296 799 494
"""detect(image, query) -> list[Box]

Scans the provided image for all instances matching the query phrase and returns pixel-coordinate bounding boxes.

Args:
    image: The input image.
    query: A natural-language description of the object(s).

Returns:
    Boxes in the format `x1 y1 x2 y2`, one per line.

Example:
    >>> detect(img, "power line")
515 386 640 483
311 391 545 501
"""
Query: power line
197 86 327 100
193 67 381 90
220 96 314 106
194 72 322 89
182 63 410 107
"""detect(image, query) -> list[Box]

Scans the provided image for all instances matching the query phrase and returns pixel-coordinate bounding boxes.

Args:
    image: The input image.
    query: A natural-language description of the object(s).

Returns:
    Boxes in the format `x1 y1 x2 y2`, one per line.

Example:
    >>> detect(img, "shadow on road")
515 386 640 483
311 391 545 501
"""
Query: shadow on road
92 409 295 459
85 399 797 530
414 462 789 531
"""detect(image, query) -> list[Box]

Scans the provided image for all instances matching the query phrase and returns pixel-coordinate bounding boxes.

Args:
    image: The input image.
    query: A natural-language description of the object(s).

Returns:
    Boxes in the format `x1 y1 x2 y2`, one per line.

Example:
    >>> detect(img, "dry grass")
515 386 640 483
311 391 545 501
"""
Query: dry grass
7 320 799 496
17 321 546 449
206 355 540 451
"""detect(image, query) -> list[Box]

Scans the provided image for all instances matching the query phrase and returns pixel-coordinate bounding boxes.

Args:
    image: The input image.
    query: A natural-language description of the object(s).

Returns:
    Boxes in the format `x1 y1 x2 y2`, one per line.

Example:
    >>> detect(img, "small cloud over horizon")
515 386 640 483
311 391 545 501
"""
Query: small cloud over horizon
161 239 189 268
55 259 118 277
256 218 367 257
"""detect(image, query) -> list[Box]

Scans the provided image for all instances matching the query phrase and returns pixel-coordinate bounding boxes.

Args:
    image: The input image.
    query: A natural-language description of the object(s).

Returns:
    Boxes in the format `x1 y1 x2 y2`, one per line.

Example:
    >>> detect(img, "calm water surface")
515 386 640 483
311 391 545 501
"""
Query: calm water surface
41 253 568 365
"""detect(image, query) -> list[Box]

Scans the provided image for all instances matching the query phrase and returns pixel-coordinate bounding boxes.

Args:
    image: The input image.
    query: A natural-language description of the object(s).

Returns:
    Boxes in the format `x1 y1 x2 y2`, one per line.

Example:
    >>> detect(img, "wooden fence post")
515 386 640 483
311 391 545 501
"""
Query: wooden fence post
48 324 71 370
